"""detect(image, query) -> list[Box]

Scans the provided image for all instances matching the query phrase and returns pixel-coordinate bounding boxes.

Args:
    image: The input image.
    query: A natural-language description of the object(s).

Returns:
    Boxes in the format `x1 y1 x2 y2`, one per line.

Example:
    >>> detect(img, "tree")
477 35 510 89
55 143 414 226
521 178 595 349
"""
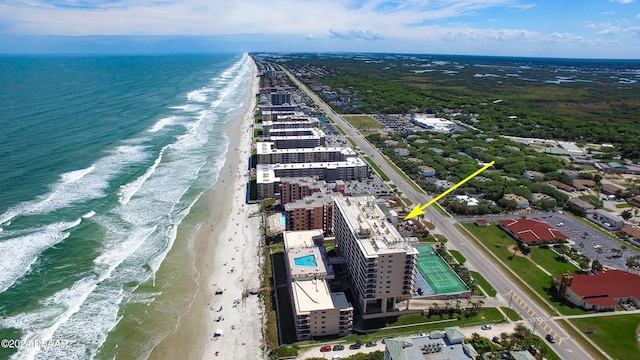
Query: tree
626 255 640 274
591 259 604 273
621 209 633 221
595 247 604 261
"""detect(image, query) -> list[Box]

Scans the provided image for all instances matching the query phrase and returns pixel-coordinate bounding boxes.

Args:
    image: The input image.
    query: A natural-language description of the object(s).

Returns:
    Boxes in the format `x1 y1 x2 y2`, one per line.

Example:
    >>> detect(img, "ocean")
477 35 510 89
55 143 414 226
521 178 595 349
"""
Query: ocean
0 52 255 359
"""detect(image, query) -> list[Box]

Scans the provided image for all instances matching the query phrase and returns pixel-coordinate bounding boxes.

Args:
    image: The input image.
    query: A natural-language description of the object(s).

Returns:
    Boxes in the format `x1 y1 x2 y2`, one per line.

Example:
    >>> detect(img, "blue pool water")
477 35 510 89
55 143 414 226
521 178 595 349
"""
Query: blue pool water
294 254 317 267
280 214 286 226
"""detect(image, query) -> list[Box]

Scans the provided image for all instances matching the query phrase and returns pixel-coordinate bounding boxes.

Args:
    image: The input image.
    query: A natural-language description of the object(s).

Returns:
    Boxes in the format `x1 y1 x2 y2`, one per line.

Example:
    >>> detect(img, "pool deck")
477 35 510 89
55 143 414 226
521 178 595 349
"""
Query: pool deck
286 246 330 280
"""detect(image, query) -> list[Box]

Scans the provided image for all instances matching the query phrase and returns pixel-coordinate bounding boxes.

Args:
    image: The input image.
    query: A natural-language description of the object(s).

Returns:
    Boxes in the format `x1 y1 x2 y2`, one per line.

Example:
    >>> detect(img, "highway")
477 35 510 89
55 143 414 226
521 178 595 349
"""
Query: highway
280 65 598 360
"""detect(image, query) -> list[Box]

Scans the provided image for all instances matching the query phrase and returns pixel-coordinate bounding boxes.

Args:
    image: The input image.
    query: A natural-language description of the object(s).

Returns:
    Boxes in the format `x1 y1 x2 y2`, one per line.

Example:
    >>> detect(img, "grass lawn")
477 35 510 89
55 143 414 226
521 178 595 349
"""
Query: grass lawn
345 136 358 148
334 124 347 135
432 203 451 218
570 314 640 360
470 271 497 297
363 156 390 181
461 222 586 316
449 250 467 264
342 114 383 129
500 307 521 321
379 154 425 194
349 308 505 341
616 203 632 208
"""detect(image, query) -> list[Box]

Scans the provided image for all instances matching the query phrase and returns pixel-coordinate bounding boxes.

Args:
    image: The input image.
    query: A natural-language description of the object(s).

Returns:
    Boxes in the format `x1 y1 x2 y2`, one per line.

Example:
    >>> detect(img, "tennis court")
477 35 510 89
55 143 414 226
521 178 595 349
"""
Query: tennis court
416 245 468 294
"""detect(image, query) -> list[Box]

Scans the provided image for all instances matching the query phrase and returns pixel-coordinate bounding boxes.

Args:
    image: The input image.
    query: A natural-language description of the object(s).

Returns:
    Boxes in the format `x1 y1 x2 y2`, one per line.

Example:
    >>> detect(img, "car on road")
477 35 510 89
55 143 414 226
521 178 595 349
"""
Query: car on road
546 334 556 343
481 324 492 330
320 345 332 352
349 343 361 350
365 341 377 347
333 345 344 351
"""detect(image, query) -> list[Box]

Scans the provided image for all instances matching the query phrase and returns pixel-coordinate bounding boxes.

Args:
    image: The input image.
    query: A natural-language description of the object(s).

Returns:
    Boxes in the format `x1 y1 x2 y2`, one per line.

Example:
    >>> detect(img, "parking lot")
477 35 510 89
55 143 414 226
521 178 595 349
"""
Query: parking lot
547 212 630 269
457 212 633 269
297 341 384 359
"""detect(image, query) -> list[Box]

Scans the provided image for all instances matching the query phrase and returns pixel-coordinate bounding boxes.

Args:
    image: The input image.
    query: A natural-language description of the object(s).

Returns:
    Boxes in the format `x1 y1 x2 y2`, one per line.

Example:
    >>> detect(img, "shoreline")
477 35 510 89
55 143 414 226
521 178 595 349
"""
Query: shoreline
149 57 265 360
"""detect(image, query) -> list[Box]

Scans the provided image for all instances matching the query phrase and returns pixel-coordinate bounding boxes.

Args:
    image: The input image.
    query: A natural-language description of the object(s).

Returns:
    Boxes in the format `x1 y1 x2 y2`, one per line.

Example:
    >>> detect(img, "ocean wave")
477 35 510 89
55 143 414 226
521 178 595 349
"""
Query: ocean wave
0 53 255 359
60 165 96 184
0 145 150 226
0 219 80 293
117 145 167 205
147 116 177 133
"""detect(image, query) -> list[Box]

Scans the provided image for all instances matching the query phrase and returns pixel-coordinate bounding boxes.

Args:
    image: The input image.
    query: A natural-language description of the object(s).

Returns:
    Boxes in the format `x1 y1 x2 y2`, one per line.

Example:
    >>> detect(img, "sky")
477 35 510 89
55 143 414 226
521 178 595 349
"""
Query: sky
1 0 640 58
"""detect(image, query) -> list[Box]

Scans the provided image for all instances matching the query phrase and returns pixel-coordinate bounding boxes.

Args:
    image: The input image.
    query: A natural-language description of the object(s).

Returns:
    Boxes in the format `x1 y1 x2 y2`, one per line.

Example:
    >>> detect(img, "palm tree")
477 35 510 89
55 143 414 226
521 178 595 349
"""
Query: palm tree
621 244 628 258
595 247 604 261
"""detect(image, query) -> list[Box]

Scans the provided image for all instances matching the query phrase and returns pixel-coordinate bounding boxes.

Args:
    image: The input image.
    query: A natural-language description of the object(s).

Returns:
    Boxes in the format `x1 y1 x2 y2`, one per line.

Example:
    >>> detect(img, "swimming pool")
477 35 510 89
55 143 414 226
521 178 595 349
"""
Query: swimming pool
293 254 317 267
280 214 286 226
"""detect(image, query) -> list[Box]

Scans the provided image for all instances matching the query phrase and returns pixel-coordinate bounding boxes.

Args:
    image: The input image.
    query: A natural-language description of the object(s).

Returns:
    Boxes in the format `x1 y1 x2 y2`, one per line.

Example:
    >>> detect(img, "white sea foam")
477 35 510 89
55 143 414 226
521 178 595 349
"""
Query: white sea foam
186 88 210 102
0 145 150 226
117 146 167 205
147 116 177 133
60 165 96 184
82 211 96 219
1 53 255 359
0 220 80 293
169 104 201 112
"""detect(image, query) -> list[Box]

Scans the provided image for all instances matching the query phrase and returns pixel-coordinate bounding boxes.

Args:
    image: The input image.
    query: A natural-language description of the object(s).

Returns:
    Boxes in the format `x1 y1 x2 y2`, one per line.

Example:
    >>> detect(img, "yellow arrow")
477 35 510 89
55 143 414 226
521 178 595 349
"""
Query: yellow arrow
404 161 495 220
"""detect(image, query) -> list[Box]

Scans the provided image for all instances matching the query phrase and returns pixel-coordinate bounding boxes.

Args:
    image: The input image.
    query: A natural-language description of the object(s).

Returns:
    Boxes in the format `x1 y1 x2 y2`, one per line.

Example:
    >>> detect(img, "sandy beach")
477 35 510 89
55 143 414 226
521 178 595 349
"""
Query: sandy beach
149 58 265 360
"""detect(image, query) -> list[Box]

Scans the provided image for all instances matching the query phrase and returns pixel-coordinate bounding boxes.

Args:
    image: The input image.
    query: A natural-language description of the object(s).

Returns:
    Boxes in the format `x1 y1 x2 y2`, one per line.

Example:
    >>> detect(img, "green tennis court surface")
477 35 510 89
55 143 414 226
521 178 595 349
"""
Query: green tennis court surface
416 245 468 294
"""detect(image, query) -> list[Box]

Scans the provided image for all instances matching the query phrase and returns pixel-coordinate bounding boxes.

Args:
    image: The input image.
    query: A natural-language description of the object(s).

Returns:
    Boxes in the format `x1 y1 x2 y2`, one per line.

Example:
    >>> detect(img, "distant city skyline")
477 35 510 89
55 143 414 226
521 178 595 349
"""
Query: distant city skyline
1 0 640 59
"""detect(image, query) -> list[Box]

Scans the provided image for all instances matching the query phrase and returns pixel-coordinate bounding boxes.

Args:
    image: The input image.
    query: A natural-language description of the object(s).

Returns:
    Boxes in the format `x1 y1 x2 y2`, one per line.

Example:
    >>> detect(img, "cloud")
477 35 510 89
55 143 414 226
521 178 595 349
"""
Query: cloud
329 28 385 40
627 26 640 37
610 0 634 4
0 0 525 37
440 27 541 42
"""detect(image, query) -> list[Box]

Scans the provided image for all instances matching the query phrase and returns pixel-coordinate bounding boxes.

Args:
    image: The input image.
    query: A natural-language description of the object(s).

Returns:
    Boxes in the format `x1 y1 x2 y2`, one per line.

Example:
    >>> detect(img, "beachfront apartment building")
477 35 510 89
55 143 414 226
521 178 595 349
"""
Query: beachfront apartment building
256 159 368 200
283 230 353 340
259 109 308 122
270 91 291 105
280 177 338 205
256 142 356 164
267 128 326 149
285 192 342 235
333 196 418 317
262 119 320 136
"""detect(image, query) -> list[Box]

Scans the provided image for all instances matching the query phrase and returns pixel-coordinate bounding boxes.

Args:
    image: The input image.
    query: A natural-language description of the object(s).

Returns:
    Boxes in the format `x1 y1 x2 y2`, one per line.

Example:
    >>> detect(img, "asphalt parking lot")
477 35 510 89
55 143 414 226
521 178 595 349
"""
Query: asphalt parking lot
545 212 630 269
458 212 632 270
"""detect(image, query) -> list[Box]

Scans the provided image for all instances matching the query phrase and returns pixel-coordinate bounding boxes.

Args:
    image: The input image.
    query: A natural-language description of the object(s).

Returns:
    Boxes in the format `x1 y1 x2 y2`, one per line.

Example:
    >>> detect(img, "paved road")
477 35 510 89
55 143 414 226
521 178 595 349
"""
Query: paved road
280 66 596 360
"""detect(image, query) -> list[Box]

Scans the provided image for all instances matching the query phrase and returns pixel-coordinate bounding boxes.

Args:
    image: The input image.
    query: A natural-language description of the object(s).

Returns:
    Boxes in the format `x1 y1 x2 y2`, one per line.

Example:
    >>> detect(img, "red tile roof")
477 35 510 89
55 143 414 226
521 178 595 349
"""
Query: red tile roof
556 270 640 307
498 218 568 244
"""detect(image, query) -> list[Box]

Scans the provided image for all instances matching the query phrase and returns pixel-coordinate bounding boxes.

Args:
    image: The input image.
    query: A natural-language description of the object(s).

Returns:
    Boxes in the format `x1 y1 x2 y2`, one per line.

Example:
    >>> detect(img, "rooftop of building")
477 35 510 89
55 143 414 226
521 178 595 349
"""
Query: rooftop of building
258 157 365 173
334 196 417 257
256 142 355 156
291 278 352 314
287 246 330 280
267 127 325 141
262 118 319 126
384 328 476 360
557 270 640 306
498 218 568 244
284 229 325 250
284 192 342 210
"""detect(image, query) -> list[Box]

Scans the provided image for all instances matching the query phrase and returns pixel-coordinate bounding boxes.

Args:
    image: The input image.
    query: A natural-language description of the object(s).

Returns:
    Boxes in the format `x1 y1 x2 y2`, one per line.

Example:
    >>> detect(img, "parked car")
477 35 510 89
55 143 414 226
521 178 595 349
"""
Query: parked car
546 334 556 343
365 341 377 347
320 345 332 352
333 345 344 351
481 324 492 330
492 336 500 344
349 344 361 350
